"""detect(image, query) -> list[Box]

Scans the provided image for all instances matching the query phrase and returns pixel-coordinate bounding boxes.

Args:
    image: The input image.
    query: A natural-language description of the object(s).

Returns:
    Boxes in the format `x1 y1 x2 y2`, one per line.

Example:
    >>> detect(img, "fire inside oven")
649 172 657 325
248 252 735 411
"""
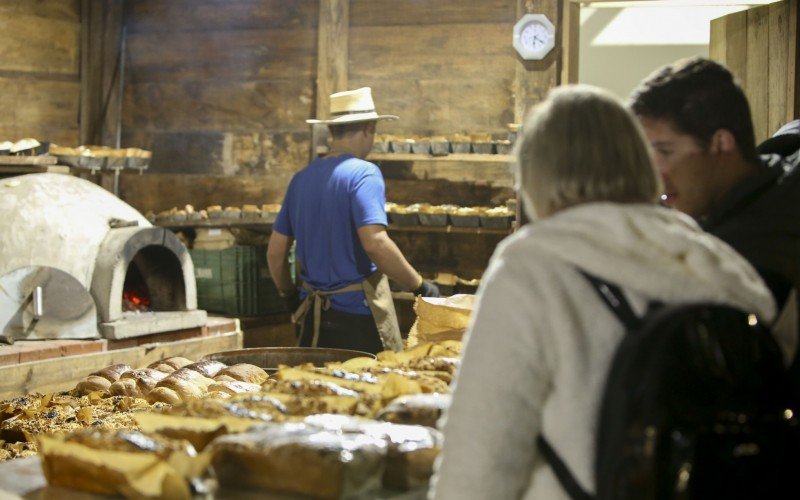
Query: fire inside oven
121 245 187 314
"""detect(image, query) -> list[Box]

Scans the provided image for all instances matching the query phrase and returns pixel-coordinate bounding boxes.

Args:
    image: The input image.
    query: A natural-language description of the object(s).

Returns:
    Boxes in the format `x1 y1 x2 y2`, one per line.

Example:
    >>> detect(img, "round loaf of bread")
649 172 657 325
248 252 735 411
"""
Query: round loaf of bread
216 364 268 385
148 363 176 373
169 368 215 389
120 369 168 394
148 357 193 371
184 360 228 378
155 377 205 401
205 390 232 400
208 380 262 396
146 387 182 405
90 363 132 382
75 376 112 396
108 378 143 398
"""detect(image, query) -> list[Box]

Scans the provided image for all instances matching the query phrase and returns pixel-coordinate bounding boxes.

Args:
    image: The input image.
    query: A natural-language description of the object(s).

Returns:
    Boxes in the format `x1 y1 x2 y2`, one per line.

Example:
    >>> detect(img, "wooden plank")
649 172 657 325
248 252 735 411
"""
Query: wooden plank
0 0 80 22
789 0 799 120
0 339 106 367
709 14 727 64
377 160 514 189
0 78 80 130
0 155 57 166
127 29 317 83
117 173 296 214
126 0 318 33
122 79 314 131
0 13 79 75
350 0 515 26
352 78 514 135
768 1 790 137
560 0 580 85
0 329 242 399
388 225 511 236
370 153 512 163
121 130 309 176
316 0 349 120
514 0 560 124
746 5 770 144
350 23 515 82
385 178 514 207
0 165 71 176
725 10 749 89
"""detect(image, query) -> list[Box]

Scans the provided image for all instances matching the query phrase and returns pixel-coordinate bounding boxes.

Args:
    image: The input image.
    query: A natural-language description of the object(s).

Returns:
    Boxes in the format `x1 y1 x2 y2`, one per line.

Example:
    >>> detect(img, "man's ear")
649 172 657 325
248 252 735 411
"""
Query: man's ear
710 129 737 155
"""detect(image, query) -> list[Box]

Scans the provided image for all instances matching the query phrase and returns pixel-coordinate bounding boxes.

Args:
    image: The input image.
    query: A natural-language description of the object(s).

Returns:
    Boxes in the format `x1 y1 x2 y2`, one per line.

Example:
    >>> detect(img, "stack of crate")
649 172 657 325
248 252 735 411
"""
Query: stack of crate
190 245 294 317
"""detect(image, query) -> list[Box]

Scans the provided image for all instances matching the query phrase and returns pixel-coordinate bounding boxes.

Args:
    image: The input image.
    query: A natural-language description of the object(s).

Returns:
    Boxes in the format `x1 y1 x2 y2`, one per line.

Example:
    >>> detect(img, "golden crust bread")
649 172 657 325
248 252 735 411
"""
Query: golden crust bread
184 360 228 378
75 376 112 396
216 364 268 385
90 364 131 383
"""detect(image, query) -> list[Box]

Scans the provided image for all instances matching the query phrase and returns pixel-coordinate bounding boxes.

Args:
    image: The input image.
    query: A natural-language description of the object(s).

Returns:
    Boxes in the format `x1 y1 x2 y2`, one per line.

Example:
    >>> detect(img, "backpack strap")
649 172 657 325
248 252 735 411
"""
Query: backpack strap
580 271 641 330
536 436 594 500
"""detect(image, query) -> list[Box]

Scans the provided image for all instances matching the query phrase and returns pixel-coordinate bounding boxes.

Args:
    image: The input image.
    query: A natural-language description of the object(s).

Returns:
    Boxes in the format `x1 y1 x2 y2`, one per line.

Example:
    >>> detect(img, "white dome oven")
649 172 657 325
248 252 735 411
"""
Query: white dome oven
0 174 206 340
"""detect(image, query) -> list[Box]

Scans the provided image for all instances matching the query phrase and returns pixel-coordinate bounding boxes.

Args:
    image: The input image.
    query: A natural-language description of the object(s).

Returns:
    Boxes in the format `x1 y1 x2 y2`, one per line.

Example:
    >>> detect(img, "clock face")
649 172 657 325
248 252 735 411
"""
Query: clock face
513 14 556 60
521 22 549 51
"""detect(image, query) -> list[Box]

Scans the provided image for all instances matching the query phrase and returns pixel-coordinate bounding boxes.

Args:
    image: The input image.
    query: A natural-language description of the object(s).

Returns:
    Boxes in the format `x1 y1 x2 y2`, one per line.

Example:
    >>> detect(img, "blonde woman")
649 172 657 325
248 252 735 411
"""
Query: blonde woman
430 85 777 499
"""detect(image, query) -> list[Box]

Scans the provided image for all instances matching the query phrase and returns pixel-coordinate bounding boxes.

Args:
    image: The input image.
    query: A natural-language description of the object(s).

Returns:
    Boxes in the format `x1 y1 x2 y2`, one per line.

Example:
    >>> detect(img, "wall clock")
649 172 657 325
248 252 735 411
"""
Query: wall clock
513 14 556 61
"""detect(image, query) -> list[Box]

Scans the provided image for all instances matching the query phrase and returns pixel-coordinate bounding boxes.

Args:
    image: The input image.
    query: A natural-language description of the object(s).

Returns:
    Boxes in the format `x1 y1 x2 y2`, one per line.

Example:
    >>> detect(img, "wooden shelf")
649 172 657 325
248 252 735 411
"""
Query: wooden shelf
388 224 512 235
0 165 70 175
155 217 275 233
369 153 512 163
156 219 510 236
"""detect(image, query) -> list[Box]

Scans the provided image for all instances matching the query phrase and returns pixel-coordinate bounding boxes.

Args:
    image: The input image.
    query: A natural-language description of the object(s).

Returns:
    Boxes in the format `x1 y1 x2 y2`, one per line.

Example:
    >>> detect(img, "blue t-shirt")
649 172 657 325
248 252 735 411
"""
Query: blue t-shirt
273 154 388 315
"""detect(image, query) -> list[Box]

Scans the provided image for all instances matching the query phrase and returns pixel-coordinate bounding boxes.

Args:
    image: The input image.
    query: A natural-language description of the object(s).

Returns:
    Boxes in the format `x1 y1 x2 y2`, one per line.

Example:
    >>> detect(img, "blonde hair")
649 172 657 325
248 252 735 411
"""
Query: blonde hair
514 84 661 219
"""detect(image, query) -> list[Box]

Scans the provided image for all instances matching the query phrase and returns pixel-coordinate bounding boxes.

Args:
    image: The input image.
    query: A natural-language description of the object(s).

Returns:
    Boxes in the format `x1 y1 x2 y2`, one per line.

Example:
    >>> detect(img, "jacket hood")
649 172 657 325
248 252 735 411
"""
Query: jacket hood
505 202 776 321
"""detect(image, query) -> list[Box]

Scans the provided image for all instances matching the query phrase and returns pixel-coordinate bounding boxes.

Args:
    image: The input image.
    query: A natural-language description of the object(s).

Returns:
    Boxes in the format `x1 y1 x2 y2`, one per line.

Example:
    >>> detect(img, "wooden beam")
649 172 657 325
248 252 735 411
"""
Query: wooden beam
560 0 580 85
513 0 560 125
789 0 799 119
80 0 123 146
313 0 349 159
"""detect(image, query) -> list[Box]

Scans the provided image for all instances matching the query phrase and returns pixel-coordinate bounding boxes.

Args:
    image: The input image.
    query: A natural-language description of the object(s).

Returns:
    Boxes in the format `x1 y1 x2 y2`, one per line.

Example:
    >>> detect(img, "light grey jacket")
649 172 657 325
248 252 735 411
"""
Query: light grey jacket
430 202 778 500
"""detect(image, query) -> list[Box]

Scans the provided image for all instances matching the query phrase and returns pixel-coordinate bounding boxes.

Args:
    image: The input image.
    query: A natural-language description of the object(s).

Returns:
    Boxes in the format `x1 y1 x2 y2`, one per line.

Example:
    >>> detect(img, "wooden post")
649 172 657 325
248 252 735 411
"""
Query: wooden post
312 0 350 159
560 0 580 86
513 0 561 126
79 0 124 147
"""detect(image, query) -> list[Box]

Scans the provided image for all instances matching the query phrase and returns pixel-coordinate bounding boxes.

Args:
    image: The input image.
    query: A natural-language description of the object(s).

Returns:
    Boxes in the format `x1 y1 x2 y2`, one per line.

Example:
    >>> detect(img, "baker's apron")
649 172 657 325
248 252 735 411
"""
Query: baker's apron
291 272 403 352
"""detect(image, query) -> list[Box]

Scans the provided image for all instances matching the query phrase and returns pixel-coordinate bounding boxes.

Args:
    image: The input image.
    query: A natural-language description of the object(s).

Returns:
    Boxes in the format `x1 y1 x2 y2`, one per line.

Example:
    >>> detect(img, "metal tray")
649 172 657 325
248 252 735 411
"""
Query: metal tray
202 347 375 371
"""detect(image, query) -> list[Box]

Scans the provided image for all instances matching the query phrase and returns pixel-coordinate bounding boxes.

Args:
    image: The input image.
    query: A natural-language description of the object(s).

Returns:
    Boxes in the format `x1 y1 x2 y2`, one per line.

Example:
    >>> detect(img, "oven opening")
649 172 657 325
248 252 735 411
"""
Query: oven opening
123 262 151 312
121 245 186 314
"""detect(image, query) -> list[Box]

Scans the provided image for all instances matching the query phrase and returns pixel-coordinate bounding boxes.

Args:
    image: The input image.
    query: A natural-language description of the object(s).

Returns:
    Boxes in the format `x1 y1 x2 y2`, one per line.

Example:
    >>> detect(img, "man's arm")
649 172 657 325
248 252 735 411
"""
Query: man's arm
267 230 296 295
357 224 423 291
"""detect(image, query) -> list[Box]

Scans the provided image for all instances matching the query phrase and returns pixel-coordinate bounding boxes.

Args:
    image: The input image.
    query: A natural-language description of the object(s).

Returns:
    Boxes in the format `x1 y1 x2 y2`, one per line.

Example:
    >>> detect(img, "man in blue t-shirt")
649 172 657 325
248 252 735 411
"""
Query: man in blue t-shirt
267 87 438 354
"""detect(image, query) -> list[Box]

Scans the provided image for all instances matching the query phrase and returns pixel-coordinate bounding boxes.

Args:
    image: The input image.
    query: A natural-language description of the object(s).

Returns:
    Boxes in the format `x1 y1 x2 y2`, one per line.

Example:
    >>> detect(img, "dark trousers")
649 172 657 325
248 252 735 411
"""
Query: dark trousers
298 307 383 355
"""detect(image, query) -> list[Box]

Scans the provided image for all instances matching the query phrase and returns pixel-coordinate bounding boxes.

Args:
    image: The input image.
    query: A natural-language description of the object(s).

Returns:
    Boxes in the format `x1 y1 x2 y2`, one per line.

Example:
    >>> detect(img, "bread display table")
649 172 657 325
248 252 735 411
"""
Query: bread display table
0 317 242 400
0 456 427 499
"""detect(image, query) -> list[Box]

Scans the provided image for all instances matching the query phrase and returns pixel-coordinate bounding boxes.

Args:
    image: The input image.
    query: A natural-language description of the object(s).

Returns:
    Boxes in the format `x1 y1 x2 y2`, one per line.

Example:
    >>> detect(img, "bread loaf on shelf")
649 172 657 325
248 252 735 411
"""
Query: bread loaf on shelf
184 360 228 378
89 364 131 383
75 376 112 396
216 364 268 385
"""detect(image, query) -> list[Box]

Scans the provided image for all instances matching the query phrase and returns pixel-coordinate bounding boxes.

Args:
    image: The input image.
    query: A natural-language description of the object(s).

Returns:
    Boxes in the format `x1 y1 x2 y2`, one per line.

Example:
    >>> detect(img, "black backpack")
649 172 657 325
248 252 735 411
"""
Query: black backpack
538 272 800 500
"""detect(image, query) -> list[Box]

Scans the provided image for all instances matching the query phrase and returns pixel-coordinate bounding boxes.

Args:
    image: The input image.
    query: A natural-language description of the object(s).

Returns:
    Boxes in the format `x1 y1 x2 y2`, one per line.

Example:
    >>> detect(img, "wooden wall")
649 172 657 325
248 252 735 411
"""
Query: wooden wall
710 0 799 144
0 1 81 146
114 0 572 213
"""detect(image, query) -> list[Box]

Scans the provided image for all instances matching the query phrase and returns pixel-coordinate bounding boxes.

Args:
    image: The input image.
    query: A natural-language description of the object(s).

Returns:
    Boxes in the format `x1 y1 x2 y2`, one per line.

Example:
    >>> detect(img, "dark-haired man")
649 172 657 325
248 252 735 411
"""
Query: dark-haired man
267 87 438 355
630 57 800 365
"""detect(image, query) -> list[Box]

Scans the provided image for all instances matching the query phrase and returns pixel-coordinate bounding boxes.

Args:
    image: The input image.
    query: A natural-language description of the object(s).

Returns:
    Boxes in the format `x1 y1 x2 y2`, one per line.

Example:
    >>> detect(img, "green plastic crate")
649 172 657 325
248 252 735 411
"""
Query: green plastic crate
190 245 294 317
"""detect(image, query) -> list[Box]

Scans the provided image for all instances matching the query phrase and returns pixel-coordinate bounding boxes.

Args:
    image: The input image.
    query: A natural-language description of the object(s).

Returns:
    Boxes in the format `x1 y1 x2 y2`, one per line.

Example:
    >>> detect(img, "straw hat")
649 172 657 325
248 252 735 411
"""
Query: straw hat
306 87 399 125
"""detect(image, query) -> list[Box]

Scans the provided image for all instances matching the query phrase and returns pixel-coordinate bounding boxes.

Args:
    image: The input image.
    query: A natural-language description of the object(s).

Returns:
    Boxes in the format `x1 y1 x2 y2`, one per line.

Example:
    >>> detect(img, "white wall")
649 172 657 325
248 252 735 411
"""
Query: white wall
579 5 748 100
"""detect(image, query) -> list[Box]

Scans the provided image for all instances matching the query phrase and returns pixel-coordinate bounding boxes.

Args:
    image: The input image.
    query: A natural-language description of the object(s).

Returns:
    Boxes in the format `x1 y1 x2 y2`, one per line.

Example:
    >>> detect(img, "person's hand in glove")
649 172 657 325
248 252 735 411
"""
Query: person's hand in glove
413 276 440 297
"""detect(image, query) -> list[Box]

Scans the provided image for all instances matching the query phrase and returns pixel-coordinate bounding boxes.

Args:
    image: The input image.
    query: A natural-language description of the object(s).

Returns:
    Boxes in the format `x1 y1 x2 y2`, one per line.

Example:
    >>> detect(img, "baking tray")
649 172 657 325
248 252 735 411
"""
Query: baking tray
418 213 448 227
390 213 419 226
479 215 512 229
450 214 480 227
202 347 375 372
